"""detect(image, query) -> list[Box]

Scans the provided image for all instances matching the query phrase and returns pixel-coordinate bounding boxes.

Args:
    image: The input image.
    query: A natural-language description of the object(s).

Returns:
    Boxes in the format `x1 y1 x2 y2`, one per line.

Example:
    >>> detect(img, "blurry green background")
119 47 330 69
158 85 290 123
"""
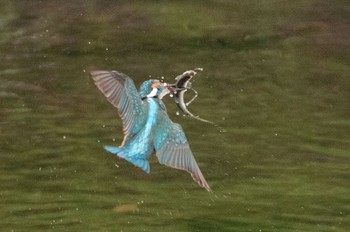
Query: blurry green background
0 0 349 231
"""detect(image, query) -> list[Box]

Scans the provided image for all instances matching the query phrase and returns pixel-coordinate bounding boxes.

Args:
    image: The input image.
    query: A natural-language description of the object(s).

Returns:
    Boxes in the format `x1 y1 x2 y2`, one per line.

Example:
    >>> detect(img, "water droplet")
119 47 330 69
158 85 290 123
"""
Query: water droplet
176 111 180 115
105 47 109 51
88 41 91 45
63 135 66 139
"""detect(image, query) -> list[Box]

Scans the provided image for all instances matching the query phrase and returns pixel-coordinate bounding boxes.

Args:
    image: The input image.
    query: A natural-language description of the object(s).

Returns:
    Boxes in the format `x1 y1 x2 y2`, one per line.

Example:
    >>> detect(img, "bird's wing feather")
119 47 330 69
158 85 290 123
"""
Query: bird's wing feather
91 70 147 140
154 108 211 191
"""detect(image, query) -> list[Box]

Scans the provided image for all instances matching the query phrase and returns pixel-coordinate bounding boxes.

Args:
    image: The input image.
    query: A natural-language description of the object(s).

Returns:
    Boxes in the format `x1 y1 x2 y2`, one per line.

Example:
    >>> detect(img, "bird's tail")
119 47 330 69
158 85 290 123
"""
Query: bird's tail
104 146 150 173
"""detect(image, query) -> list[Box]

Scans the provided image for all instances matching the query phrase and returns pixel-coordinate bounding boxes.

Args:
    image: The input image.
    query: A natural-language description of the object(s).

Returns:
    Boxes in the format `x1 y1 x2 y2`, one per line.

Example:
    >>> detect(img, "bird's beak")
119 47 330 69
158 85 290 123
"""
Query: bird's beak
158 87 171 99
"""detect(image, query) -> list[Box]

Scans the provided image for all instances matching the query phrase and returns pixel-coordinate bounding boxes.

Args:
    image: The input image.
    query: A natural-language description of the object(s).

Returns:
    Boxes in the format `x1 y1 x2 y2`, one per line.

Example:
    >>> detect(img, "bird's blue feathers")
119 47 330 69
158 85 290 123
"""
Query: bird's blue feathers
104 146 150 173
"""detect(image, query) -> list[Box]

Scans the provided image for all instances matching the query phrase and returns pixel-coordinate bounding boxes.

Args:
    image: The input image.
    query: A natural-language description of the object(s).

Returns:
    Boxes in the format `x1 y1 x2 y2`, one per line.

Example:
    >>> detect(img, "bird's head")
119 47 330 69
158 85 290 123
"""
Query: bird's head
139 79 170 99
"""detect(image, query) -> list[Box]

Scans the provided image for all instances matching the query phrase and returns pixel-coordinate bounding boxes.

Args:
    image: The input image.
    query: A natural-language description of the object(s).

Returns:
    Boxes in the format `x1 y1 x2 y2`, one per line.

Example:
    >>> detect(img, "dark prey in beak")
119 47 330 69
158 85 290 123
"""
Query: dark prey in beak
168 68 213 124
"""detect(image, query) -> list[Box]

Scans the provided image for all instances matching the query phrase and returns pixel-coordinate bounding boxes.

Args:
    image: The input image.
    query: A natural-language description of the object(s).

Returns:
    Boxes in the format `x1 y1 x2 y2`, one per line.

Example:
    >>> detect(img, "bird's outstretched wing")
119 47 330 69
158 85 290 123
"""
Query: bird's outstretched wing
91 71 147 143
154 106 211 192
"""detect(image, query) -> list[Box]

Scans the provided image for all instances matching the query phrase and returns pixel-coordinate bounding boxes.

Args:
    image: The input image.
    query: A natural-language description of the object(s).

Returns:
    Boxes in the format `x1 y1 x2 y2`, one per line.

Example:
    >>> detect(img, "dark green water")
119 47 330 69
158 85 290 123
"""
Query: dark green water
1 1 349 231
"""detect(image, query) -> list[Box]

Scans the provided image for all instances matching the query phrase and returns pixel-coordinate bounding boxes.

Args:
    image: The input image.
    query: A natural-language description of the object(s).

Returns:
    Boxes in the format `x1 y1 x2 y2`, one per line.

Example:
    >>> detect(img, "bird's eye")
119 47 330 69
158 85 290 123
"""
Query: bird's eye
151 83 161 88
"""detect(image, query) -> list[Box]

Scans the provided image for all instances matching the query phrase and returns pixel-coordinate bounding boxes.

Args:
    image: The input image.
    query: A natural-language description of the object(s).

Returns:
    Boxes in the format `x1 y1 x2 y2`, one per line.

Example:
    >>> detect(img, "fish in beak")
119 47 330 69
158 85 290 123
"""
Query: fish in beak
169 69 213 124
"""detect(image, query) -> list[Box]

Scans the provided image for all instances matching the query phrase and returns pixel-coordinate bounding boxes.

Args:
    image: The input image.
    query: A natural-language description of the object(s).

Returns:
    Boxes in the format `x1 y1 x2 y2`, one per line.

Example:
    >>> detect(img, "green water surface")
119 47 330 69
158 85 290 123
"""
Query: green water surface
0 1 349 231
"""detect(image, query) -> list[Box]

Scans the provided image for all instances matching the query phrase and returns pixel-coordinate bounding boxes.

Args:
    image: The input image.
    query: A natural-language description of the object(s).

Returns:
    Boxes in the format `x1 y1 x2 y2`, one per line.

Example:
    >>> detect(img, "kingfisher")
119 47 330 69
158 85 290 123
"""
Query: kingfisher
91 70 211 191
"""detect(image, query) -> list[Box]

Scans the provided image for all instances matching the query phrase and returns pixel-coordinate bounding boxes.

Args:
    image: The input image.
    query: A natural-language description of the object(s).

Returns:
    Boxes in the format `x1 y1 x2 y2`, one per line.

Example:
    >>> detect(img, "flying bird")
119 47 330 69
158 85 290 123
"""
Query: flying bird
91 70 211 191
